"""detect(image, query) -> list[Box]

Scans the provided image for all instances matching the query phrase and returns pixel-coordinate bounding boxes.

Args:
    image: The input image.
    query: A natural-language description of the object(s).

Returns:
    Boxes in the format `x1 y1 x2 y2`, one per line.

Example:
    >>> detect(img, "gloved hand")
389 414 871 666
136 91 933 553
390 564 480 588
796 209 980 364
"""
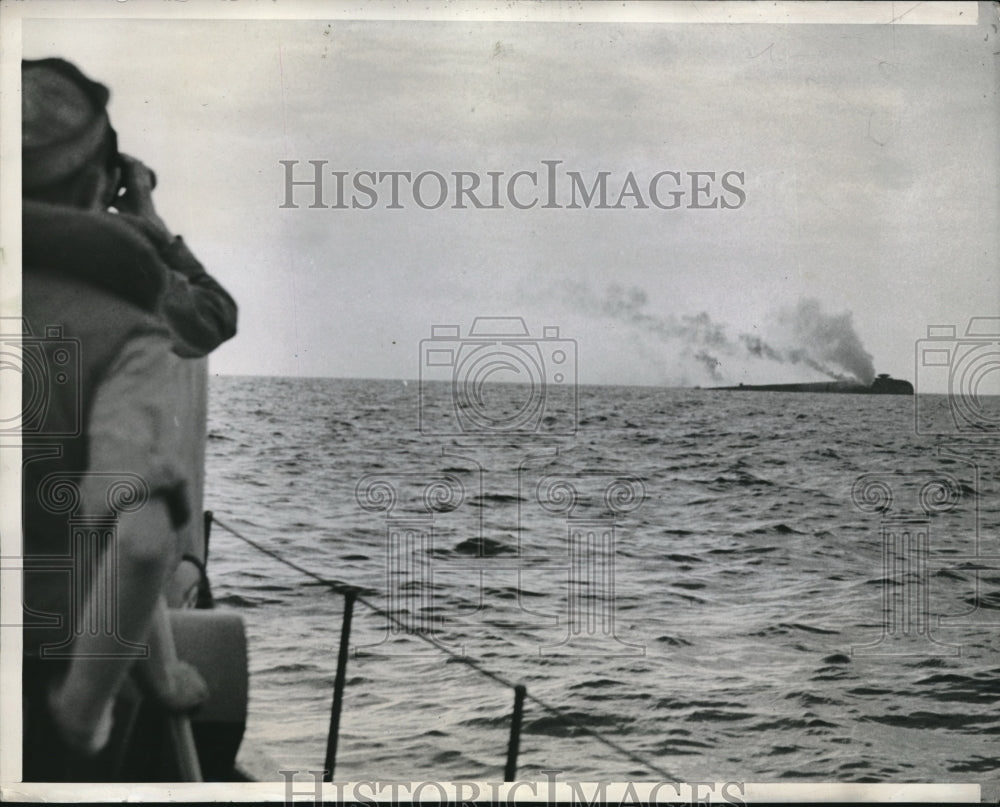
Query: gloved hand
142 658 210 713
113 153 171 243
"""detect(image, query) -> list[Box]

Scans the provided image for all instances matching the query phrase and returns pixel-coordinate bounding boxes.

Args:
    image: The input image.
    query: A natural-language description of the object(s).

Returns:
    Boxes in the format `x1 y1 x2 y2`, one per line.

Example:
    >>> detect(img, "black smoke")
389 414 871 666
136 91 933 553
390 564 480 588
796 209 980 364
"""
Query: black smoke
569 283 876 385
778 298 876 385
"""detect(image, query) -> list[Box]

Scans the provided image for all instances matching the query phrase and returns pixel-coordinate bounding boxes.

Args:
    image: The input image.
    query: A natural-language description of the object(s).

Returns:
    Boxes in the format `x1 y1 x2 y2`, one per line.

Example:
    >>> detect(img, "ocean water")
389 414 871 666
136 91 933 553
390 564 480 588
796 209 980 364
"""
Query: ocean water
203 376 1000 788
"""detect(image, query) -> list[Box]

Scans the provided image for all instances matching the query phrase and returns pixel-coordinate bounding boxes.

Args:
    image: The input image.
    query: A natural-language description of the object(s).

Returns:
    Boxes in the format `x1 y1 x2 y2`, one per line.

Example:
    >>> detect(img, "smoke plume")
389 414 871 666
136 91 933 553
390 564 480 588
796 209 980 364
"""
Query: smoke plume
568 283 876 385
778 298 876 385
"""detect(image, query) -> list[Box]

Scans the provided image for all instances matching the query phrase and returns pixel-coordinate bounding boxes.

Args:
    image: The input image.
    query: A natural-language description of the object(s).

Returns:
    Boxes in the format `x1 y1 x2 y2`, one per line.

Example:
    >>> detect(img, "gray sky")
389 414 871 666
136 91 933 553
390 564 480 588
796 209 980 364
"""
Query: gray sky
17 3 999 391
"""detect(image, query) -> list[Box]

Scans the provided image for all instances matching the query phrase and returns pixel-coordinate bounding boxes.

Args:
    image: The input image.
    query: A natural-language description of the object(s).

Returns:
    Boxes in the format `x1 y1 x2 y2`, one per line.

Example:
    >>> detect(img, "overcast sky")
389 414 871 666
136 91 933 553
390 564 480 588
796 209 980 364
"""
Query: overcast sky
15 3 999 391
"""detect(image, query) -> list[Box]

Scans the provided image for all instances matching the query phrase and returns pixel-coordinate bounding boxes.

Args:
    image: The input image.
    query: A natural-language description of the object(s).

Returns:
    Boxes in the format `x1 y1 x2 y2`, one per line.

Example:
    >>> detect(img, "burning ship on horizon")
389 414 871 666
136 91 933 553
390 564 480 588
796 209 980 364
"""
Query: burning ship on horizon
711 372 914 395
570 285 912 394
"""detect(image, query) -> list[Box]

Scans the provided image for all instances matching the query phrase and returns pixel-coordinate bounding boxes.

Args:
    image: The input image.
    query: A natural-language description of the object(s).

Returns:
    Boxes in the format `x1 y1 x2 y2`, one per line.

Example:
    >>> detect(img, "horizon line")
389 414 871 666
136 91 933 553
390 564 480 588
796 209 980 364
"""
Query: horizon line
206 372 943 391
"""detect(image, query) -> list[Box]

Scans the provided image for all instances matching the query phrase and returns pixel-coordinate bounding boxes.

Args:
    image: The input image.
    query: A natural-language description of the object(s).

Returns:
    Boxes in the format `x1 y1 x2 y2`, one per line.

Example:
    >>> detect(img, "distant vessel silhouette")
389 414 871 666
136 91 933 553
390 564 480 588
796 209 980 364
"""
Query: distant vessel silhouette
712 373 913 395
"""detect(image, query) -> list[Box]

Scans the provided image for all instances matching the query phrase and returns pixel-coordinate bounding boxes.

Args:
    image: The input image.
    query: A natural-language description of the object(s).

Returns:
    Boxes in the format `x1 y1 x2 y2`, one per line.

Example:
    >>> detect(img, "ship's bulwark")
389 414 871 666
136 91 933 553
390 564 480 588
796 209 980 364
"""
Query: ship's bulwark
712 374 914 395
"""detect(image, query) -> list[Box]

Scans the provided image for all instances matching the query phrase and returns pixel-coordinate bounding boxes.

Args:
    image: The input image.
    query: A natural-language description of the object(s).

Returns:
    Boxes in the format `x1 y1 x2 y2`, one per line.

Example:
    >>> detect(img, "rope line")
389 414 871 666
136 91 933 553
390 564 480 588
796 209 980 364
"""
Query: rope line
212 514 679 780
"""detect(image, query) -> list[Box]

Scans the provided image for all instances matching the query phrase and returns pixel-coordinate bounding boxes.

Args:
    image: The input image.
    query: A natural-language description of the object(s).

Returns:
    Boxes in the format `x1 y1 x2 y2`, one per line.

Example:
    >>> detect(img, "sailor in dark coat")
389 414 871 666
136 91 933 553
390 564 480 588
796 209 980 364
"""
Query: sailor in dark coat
20 58 236 779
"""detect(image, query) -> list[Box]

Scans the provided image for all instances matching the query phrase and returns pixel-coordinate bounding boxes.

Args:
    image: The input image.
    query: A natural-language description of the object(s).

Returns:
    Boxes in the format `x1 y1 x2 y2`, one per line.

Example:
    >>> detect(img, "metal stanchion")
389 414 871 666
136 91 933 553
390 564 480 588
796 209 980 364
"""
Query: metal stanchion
504 684 527 781
323 589 356 782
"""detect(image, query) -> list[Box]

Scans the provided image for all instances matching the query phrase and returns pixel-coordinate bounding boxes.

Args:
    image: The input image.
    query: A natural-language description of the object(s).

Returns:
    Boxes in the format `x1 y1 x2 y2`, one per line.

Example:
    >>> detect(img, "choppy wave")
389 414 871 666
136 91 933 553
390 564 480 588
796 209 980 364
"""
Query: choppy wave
204 377 1000 784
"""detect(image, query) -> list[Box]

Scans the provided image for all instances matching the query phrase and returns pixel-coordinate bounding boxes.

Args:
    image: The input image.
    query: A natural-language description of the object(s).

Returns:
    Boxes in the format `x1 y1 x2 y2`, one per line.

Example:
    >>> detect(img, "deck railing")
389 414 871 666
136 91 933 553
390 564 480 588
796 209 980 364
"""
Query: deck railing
211 515 678 783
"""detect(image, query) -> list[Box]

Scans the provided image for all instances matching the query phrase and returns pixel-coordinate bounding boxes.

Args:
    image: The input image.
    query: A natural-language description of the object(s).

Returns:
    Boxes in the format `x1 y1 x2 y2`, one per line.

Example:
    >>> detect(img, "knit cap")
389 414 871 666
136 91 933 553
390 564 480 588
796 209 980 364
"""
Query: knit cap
22 58 116 192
